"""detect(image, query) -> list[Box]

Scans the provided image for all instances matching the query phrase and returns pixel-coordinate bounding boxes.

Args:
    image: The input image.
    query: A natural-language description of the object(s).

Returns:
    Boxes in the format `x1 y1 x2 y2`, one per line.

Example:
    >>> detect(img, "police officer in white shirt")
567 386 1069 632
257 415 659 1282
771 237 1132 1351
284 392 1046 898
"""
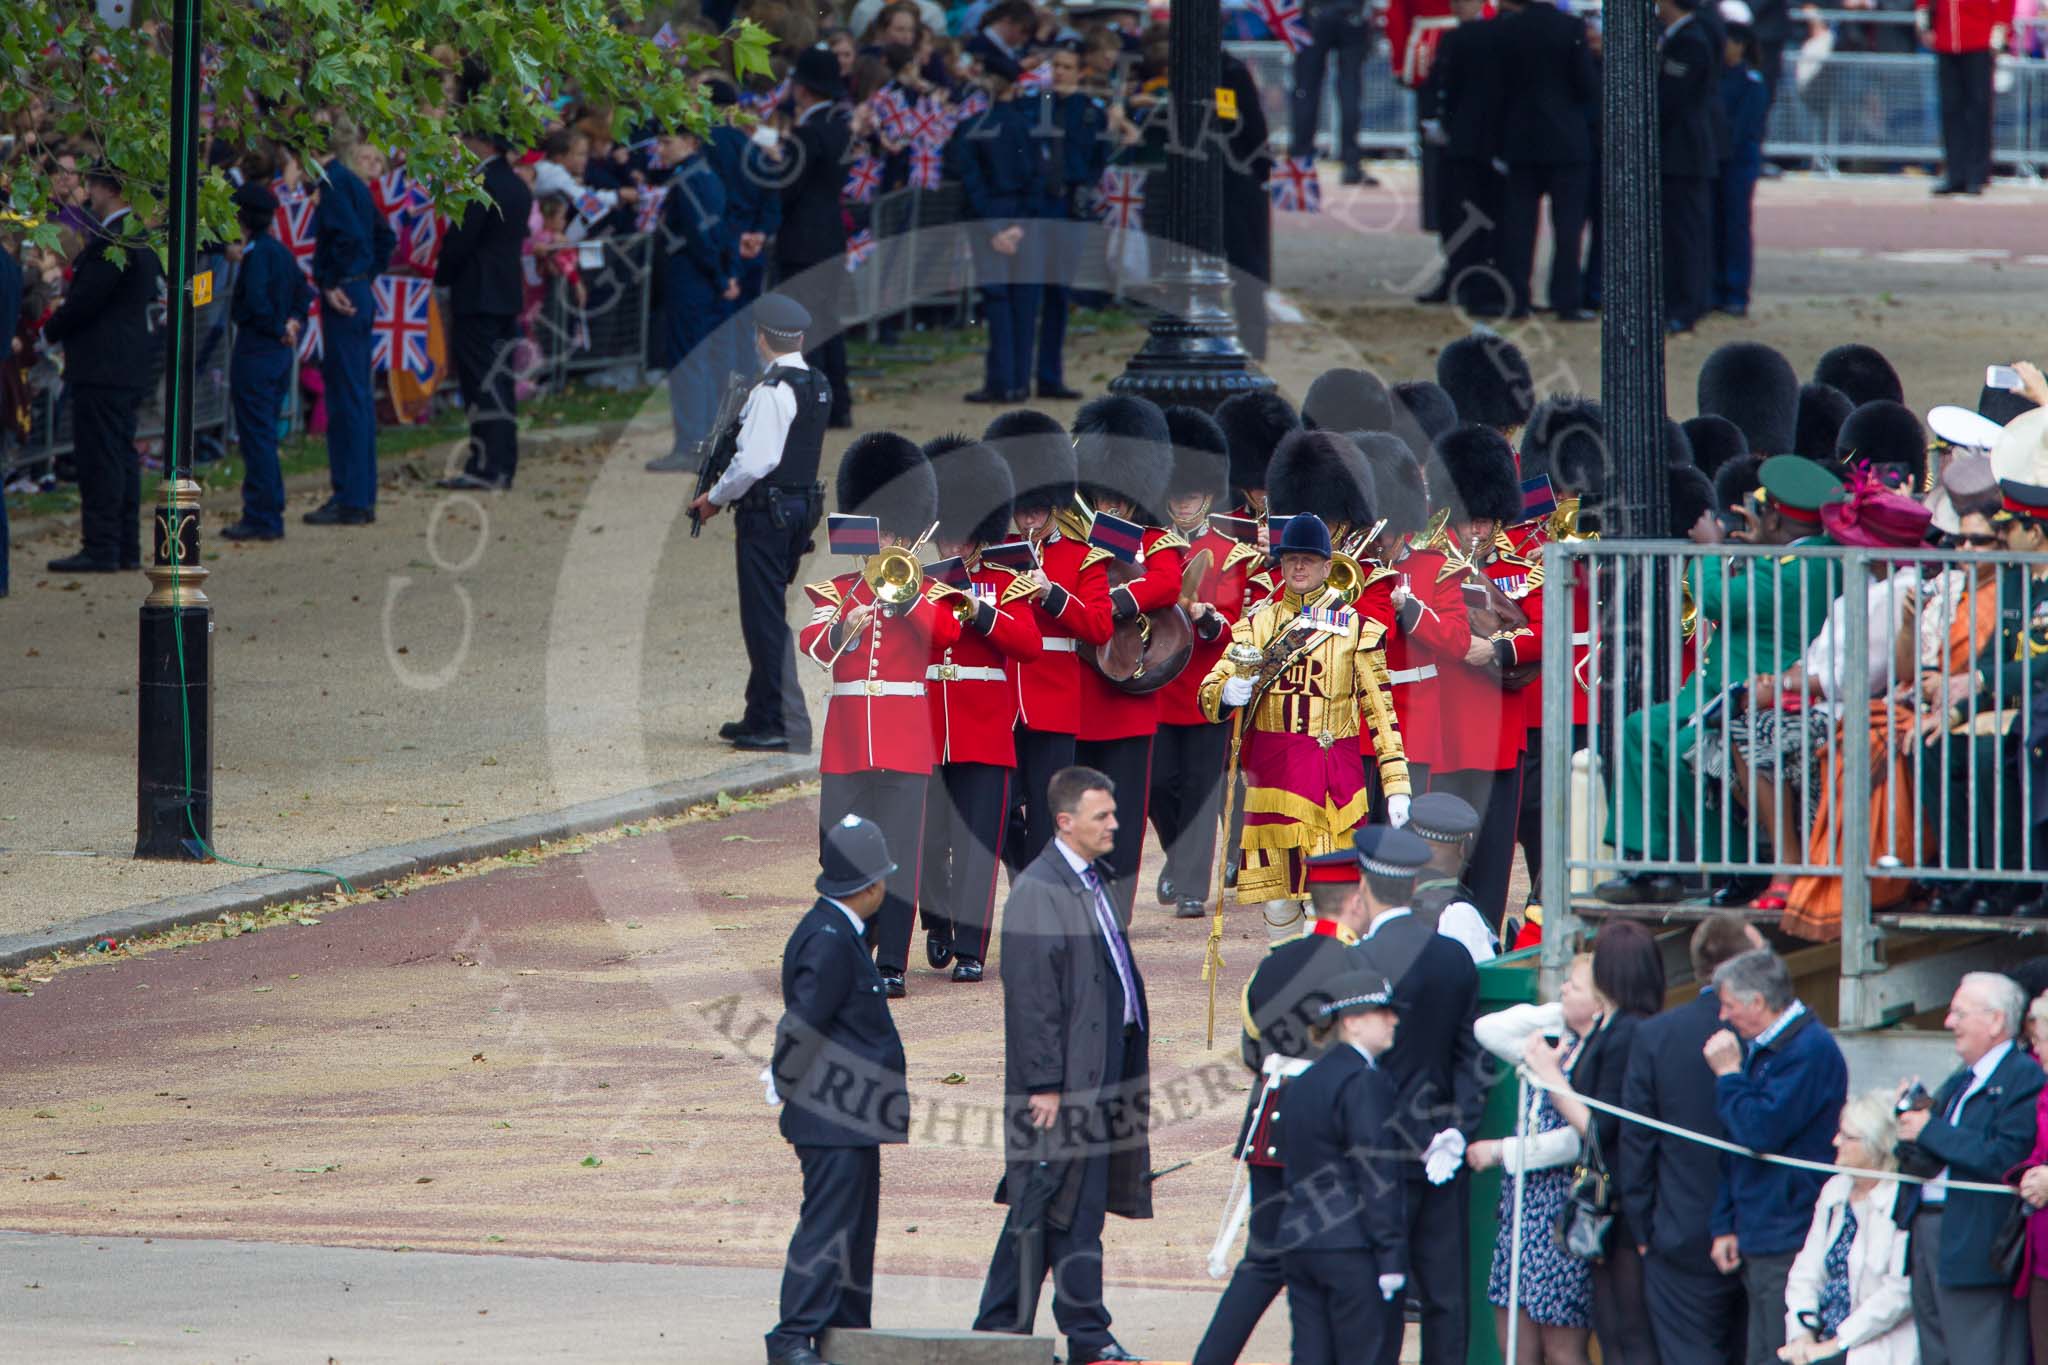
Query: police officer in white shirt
687 293 833 753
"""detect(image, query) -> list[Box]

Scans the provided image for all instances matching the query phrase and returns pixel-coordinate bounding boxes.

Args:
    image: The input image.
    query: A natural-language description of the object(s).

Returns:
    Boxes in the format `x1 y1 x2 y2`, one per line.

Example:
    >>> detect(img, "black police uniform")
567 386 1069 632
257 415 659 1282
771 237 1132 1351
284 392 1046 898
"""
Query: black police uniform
776 89 856 425
1275 979 1407 1365
1347 833 1486 1365
731 343 832 750
766 819 909 1364
1409 876 1477 931
1192 910 1357 1365
1429 15 1508 315
437 153 533 488
1493 0 1597 317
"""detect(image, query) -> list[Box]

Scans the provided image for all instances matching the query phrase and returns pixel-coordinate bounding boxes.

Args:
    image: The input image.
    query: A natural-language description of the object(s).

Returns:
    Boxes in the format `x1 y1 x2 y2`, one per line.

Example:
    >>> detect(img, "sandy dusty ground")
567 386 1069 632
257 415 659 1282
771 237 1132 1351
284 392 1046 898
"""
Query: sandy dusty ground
5 169 2042 939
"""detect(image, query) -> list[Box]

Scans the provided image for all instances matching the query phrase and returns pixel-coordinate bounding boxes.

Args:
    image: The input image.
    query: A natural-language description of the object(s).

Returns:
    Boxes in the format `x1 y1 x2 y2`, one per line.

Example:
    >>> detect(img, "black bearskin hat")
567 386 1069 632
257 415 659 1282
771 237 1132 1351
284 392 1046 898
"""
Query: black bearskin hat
925 434 1015 548
1392 380 1460 466
1269 430 1376 531
984 408 1075 512
1215 390 1299 497
1665 418 1694 469
1073 394 1173 524
1714 454 1766 515
1697 342 1800 455
1427 425 1523 525
1520 395 1605 493
1836 400 1928 488
1353 432 1428 537
1302 367 1394 434
1163 405 1231 503
1794 383 1854 464
1436 332 1536 431
1668 464 1716 538
1814 343 1904 409
836 431 937 537
1682 414 1751 479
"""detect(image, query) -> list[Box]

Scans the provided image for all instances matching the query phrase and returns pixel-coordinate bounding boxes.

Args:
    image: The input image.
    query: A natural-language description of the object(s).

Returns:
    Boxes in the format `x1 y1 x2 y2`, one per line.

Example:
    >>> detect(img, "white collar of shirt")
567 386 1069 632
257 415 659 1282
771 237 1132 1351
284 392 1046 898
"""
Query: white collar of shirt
1364 906 1412 940
823 897 865 936
1754 999 1807 1050
762 350 808 371
1054 837 1095 881
1961 1039 2014 1100
97 206 133 233
1348 1041 1379 1067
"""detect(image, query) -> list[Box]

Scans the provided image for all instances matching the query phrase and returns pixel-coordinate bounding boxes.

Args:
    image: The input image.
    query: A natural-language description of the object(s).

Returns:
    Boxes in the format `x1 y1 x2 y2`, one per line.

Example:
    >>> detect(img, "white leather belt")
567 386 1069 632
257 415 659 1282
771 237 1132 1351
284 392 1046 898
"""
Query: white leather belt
1040 637 1077 653
1386 665 1438 685
925 664 1006 682
830 681 927 698
1262 1053 1314 1079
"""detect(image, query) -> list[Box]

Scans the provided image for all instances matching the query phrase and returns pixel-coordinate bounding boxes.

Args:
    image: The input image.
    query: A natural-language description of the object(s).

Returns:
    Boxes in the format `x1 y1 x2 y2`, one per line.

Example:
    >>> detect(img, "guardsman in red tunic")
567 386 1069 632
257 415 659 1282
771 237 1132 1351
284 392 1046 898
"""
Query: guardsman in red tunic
983 409 1116 872
916 435 1042 984
1071 395 1186 923
798 433 962 998
1417 425 1539 930
1216 391 1300 603
1148 407 1257 920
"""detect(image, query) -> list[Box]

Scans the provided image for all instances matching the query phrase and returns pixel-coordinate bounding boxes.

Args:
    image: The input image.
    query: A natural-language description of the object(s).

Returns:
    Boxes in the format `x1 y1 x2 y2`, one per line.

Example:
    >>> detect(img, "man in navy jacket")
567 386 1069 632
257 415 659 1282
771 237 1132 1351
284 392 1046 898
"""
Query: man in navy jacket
765 815 909 1365
307 140 393 525
42 167 161 572
951 70 1055 405
1619 912 1762 1365
1894 971 2044 1365
1703 948 1848 1365
223 182 314 543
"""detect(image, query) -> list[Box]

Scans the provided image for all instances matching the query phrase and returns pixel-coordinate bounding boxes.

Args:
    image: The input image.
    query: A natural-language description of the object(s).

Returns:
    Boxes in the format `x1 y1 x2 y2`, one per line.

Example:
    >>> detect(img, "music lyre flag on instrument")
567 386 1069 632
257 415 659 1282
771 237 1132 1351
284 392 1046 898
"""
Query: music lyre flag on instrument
1208 513 1259 544
1088 512 1146 564
980 541 1038 573
1519 474 1557 524
1264 511 1293 547
827 514 882 558
927 556 971 590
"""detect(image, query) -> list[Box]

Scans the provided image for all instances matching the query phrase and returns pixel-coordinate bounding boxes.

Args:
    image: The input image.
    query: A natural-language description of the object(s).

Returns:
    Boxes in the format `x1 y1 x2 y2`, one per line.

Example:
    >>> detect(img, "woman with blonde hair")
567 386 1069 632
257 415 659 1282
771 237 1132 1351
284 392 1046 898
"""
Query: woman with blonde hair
1777 1089 1916 1364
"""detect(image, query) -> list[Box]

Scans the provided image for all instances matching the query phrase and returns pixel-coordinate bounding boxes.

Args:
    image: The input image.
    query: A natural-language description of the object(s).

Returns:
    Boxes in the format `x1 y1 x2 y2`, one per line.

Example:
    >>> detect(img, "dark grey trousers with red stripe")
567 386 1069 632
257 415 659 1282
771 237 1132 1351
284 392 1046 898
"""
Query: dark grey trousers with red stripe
918 761 1011 967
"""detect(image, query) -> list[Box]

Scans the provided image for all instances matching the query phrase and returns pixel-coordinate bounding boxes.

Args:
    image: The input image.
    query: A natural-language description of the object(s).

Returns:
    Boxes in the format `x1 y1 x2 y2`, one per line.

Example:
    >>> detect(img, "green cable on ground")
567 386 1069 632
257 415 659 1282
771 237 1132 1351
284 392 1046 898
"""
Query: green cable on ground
158 5 355 902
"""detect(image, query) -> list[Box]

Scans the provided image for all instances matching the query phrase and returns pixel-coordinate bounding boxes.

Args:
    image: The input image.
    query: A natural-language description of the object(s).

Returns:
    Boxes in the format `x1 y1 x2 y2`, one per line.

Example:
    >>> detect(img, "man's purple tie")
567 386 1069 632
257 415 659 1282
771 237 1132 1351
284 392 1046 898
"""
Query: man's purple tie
1080 864 1144 1031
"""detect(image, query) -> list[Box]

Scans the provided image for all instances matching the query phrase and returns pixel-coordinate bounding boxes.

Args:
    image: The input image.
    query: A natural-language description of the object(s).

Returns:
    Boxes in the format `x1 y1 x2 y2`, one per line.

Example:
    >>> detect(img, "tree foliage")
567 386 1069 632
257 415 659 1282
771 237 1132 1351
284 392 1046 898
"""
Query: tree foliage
1 0 775 256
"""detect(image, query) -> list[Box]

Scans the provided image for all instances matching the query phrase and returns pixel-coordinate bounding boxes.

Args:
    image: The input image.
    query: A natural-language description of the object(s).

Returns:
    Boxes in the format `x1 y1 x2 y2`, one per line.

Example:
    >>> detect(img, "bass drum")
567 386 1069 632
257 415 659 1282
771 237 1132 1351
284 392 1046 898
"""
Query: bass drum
1091 560 1193 694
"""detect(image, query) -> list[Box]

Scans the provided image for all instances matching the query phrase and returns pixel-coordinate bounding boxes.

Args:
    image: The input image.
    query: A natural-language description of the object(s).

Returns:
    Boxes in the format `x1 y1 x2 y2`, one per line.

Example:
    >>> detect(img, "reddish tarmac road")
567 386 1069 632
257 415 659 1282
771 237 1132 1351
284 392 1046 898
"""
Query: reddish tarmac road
0 791 1306 1359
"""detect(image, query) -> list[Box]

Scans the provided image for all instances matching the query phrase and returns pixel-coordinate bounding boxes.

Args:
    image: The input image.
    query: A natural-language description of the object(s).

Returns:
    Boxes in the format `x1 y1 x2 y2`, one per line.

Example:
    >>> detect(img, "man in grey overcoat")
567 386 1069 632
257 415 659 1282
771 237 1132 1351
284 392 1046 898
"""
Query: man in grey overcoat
971 765 1154 1364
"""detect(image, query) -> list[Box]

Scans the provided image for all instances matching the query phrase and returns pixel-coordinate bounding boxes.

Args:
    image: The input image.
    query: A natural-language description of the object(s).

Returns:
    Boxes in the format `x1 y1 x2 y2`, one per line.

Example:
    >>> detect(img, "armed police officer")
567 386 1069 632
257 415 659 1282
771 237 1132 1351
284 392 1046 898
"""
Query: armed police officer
689 293 834 755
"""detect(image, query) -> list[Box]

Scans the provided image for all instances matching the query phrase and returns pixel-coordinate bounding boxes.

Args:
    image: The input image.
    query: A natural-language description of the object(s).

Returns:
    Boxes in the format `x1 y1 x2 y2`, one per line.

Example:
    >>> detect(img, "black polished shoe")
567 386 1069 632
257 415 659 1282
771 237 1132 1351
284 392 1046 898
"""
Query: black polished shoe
1075 1342 1146 1363
1932 182 1966 196
436 471 508 492
1036 382 1083 401
45 552 121 574
926 928 955 971
729 731 791 752
827 413 853 430
766 1347 835 1365
1666 318 1694 335
1414 282 1451 305
1175 897 1206 919
302 501 374 526
880 973 906 999
951 957 984 983
1709 874 1771 908
219 520 283 542
717 720 747 741
1554 308 1595 323
1155 871 1175 906
1929 882 1979 915
1595 871 1686 905
963 388 1009 403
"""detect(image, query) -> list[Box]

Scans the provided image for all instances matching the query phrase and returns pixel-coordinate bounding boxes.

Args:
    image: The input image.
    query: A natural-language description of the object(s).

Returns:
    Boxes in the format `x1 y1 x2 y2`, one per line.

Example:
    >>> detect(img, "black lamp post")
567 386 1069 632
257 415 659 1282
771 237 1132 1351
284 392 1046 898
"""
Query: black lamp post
1601 0 1670 540
1109 0 1273 412
136 0 213 860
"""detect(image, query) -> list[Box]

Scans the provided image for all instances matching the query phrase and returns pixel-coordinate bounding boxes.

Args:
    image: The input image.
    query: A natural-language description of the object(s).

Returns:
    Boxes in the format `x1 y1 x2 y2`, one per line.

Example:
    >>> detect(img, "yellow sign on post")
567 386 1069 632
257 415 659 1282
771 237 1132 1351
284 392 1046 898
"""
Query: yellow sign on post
191 269 213 307
1215 87 1238 121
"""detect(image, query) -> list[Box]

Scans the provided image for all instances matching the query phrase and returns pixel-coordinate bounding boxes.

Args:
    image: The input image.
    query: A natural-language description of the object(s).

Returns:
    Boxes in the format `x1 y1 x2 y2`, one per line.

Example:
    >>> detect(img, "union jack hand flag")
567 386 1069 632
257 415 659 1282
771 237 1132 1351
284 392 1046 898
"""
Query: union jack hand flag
651 20 680 50
1095 168 1145 230
869 88 911 143
370 276 435 380
1014 64 1053 95
297 297 322 364
843 156 883 204
950 88 991 128
635 185 668 235
845 229 876 273
274 194 318 280
394 207 441 275
741 77 791 115
1255 0 1311 52
1270 156 1321 213
908 94 949 149
908 143 944 190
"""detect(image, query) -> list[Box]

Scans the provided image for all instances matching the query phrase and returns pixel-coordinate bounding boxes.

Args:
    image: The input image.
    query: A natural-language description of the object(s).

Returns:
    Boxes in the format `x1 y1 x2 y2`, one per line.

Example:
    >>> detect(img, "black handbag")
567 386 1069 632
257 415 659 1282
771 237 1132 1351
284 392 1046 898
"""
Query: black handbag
1992 1197 2032 1283
1554 1131 1616 1264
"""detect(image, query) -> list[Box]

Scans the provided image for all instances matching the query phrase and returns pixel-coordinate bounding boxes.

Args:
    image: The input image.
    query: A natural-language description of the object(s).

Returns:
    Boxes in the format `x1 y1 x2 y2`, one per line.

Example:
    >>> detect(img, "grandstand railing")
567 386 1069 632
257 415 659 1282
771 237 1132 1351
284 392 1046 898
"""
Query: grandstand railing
1536 539 2048 1028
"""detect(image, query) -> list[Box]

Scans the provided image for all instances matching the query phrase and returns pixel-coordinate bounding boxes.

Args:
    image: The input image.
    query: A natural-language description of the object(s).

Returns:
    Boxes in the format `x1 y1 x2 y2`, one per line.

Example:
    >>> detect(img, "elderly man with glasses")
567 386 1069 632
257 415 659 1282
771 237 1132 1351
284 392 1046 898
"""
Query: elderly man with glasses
1894 972 2046 1365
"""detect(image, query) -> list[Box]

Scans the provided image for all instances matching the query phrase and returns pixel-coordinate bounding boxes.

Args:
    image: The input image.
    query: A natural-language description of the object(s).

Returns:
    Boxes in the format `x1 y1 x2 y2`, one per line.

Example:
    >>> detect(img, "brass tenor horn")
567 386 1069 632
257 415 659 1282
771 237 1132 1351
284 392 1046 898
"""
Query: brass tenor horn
863 521 939 615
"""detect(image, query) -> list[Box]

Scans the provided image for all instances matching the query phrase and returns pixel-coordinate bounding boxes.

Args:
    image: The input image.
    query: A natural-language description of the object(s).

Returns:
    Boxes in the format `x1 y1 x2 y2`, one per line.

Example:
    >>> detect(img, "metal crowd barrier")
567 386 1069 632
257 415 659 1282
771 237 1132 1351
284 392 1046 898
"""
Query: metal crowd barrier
1536 539 2048 1027
1224 37 2048 177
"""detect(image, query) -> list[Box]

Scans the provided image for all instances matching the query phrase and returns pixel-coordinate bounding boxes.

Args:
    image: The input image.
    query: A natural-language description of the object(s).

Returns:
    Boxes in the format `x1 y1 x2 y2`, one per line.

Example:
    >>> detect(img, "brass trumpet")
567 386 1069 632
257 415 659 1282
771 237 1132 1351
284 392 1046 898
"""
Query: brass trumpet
1324 551 1367 607
861 520 941 616
1549 497 1598 543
